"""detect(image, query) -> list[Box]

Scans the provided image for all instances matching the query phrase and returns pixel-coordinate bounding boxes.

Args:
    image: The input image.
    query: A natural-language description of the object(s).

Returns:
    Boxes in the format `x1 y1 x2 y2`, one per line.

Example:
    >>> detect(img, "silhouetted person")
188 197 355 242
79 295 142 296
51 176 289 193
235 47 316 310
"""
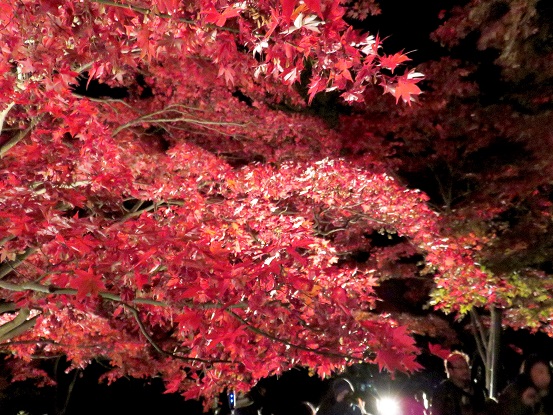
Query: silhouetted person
431 351 487 415
493 373 540 415
495 354 553 415
317 378 367 415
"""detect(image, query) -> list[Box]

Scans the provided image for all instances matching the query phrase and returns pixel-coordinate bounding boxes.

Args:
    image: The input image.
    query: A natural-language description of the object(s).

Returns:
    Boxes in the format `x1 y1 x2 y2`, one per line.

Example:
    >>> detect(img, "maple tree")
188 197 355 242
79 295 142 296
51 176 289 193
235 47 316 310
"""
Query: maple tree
340 0 553 396
1 0 551 409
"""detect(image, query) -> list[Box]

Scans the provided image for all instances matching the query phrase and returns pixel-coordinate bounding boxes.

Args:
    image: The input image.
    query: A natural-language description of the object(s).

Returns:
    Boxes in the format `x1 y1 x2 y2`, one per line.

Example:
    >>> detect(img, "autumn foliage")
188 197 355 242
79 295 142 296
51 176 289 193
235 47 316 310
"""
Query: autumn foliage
1 0 552 408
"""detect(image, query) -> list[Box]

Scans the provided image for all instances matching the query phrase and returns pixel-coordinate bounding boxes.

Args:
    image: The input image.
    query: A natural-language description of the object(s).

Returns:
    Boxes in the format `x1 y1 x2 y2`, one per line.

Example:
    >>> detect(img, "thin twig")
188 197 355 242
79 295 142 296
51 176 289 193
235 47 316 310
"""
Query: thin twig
124 303 234 364
112 114 245 136
91 0 239 33
59 369 80 415
226 309 364 361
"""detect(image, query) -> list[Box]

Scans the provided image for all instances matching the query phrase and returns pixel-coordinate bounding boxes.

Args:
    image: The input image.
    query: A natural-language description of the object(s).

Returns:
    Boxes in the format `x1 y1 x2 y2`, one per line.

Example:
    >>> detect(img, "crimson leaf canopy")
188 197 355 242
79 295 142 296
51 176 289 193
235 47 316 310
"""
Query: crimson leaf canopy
0 0 494 407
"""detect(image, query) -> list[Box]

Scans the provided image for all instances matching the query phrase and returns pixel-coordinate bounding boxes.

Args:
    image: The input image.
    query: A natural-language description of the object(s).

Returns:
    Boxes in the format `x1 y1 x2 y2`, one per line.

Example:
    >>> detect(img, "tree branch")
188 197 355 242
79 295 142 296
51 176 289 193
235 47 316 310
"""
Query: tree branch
0 235 16 247
0 279 247 310
90 0 239 33
0 247 37 279
0 115 43 158
0 302 17 313
226 309 364 361
0 309 41 342
0 102 15 135
124 304 234 365
59 368 80 415
112 112 245 137
470 308 488 365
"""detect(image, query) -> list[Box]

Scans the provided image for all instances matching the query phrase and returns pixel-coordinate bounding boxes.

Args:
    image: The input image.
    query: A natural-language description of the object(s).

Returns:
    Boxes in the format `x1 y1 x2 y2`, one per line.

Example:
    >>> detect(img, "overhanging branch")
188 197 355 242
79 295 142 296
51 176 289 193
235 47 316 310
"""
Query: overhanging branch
226 309 364 361
90 0 239 33
124 304 234 365
112 110 246 137
0 279 247 311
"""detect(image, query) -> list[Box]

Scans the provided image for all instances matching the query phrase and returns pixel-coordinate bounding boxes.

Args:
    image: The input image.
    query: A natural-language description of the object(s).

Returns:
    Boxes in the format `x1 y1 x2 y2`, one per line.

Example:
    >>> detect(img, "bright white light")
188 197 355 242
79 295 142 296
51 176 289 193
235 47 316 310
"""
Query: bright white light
376 396 401 415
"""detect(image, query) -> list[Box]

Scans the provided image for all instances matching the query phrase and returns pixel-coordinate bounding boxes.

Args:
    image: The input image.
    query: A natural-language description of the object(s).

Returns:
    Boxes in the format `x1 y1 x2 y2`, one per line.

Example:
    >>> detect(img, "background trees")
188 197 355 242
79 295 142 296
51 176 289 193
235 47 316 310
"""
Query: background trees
1 0 552 409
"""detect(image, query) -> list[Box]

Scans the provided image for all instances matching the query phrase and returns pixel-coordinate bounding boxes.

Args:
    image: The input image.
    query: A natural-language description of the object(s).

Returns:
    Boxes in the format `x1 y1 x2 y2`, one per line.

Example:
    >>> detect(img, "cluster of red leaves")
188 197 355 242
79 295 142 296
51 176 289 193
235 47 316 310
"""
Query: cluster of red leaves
0 0 421 107
337 50 553 326
0 0 498 409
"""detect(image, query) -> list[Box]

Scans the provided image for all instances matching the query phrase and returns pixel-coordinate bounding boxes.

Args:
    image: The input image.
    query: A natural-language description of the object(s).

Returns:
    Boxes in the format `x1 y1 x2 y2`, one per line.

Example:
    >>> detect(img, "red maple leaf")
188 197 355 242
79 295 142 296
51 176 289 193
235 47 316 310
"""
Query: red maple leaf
281 0 296 21
380 52 411 73
375 349 405 374
323 0 343 21
72 268 106 300
0 1 13 22
388 70 423 105
428 342 451 359
303 0 322 17
203 5 242 27
307 75 327 104
331 286 348 303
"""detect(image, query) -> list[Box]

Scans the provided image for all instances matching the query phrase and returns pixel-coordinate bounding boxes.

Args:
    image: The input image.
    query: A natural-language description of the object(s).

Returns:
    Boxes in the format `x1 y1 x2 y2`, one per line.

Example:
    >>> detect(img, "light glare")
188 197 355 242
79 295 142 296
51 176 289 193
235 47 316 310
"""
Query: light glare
377 396 401 415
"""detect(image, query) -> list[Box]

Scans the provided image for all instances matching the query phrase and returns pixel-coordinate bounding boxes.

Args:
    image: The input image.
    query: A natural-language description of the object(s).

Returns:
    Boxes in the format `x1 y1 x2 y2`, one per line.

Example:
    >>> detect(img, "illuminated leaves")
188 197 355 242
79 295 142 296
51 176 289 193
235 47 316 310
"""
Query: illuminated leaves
384 70 424 105
380 52 411 73
72 268 106 300
281 0 296 22
202 4 243 27
0 0 503 406
428 343 451 360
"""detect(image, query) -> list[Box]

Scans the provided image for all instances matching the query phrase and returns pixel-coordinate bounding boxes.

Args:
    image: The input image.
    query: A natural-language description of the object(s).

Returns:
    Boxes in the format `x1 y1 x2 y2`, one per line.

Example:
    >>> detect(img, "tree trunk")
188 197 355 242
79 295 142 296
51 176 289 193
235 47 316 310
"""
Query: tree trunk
471 306 503 399
487 307 502 398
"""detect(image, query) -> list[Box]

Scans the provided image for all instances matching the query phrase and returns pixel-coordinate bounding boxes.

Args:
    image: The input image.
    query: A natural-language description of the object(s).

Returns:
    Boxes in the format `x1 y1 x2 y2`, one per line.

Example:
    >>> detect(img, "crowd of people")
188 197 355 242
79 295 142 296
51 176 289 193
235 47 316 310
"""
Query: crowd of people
432 351 553 415
224 350 553 415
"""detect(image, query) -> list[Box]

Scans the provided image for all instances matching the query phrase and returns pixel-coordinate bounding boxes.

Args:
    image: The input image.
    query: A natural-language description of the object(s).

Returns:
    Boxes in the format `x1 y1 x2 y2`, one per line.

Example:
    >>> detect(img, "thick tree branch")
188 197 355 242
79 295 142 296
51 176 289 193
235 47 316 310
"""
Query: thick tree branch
0 280 246 310
0 102 15 135
0 308 41 342
0 302 17 313
0 279 247 310
0 115 42 158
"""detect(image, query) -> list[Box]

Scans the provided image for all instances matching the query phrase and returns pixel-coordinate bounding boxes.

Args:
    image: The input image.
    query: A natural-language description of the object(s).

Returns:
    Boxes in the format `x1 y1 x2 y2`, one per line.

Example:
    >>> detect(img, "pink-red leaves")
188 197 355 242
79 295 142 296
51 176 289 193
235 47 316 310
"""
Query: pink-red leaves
374 325 422 374
428 343 451 359
72 268 106 300
303 0 323 18
385 70 424 104
281 0 296 21
203 5 243 27
394 77 422 104
156 0 180 14
307 75 327 104
380 52 411 73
